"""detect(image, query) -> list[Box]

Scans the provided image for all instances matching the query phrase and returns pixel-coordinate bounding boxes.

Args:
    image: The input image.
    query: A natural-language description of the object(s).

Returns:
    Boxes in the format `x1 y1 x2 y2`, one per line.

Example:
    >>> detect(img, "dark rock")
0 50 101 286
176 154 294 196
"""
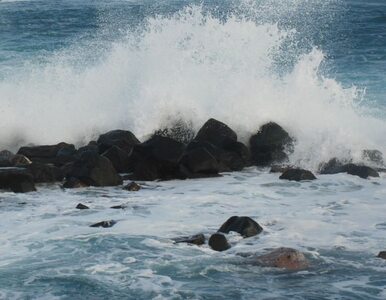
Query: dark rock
75 144 99 157
209 233 231 251
223 141 250 166
218 216 263 238
154 119 195 144
123 182 141 191
17 142 75 166
11 154 32 166
66 151 122 187
280 168 316 181
195 118 237 148
0 150 14 167
173 233 206 245
180 147 219 175
251 247 309 270
270 165 293 173
250 122 293 166
342 164 379 179
62 177 89 188
76 203 89 209
25 163 64 183
90 220 117 228
102 145 131 173
97 130 140 153
0 168 36 193
110 205 127 209
377 251 386 260
319 158 347 174
362 150 383 166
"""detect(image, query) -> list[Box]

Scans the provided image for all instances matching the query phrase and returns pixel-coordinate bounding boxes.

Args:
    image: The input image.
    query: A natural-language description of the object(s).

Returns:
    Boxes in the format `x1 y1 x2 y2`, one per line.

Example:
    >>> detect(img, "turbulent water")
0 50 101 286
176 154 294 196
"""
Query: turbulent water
0 0 386 299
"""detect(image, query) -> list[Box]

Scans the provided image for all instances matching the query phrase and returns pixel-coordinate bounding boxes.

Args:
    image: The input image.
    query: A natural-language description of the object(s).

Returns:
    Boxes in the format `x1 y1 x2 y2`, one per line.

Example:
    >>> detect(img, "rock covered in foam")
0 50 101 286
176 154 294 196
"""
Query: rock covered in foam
154 119 195 144
280 168 316 181
218 216 263 238
249 122 293 166
362 149 384 166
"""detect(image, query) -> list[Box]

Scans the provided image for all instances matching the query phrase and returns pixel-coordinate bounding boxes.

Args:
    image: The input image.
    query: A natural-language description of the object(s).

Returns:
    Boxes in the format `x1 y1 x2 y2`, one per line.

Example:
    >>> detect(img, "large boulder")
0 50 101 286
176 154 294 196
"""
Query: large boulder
97 130 140 154
179 147 219 176
173 233 206 246
377 251 386 260
0 168 36 193
251 247 309 270
209 233 231 252
66 151 122 187
249 122 293 166
102 146 131 173
17 142 76 166
0 150 15 167
342 164 379 179
319 158 348 174
131 135 186 180
25 163 64 183
279 168 316 181
195 118 237 148
218 216 263 238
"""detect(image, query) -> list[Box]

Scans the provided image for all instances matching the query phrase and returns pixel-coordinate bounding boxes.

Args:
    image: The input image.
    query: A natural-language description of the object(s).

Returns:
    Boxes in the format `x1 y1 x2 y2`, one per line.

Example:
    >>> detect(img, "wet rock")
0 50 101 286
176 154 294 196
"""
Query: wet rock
223 141 251 167
195 118 237 148
97 130 140 153
11 154 32 166
17 142 76 166
123 182 141 191
180 147 219 176
131 135 185 180
319 158 347 174
154 119 195 144
0 168 36 193
173 233 206 246
270 165 293 173
252 247 309 270
75 143 99 157
377 251 386 260
362 149 383 166
76 203 89 209
110 205 127 209
90 220 117 228
209 233 231 252
218 216 263 238
66 151 123 187
0 150 14 167
102 145 131 173
280 168 316 181
62 177 89 188
25 163 64 183
250 122 293 166
342 164 380 179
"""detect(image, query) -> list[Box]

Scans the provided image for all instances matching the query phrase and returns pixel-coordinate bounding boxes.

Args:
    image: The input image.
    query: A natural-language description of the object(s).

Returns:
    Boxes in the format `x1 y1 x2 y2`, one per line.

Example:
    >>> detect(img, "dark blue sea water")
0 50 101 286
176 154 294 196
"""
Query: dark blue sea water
0 1 386 299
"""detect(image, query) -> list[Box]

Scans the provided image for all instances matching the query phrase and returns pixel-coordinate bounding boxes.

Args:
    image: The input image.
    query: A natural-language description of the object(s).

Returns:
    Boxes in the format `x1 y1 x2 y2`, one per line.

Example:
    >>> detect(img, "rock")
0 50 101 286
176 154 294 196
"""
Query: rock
279 168 316 181
62 177 89 188
102 145 131 173
342 164 380 179
131 135 185 180
377 251 386 260
66 151 123 187
76 203 89 209
252 247 309 270
173 233 206 245
223 141 251 166
97 130 140 153
75 143 99 157
154 119 195 144
25 163 64 183
362 149 383 166
123 182 141 191
90 220 117 228
110 205 126 209
270 165 293 173
11 154 32 166
250 122 293 166
195 118 237 148
209 233 231 251
180 147 219 175
0 150 14 167
319 158 347 174
218 216 263 238
0 168 36 193
17 142 76 166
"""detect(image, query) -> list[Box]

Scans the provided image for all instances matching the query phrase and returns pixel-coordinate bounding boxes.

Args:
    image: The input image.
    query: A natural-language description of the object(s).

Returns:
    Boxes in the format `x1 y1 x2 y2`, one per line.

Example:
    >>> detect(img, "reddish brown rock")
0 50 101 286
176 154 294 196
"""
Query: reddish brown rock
253 247 309 270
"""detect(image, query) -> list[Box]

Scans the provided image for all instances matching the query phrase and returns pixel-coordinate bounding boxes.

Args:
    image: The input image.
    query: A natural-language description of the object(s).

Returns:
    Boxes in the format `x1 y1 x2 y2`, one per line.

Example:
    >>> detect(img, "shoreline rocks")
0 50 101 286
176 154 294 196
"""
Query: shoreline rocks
0 168 36 193
280 168 317 181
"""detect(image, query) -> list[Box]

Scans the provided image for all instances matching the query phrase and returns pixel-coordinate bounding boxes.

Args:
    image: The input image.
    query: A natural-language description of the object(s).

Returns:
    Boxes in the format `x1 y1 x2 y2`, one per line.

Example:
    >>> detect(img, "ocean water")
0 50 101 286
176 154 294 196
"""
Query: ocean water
0 0 386 299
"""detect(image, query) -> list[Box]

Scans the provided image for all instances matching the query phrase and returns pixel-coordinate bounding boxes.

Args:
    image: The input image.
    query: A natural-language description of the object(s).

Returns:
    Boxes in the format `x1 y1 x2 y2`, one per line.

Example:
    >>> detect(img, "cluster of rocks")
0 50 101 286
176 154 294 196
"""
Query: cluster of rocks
174 216 309 271
0 118 383 193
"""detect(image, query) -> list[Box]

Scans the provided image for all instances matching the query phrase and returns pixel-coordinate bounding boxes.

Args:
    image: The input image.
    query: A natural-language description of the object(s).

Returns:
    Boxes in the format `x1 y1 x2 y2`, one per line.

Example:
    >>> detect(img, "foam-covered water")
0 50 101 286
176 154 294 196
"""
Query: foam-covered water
1 0 386 299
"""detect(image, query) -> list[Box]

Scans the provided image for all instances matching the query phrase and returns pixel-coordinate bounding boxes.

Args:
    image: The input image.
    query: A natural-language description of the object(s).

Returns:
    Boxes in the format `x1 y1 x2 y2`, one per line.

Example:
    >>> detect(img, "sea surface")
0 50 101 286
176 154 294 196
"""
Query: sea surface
0 0 386 299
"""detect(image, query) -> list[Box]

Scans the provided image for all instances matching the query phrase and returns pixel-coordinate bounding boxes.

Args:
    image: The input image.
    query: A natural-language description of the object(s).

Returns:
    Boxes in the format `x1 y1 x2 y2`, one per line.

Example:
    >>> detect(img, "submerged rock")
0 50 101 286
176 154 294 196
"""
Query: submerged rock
195 118 237 148
173 233 206 246
209 233 231 252
377 251 386 260
76 203 89 209
218 216 263 238
62 177 89 189
249 122 293 166
280 168 316 181
123 182 141 191
0 168 36 193
90 220 117 228
66 151 122 187
97 129 140 153
251 247 309 270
